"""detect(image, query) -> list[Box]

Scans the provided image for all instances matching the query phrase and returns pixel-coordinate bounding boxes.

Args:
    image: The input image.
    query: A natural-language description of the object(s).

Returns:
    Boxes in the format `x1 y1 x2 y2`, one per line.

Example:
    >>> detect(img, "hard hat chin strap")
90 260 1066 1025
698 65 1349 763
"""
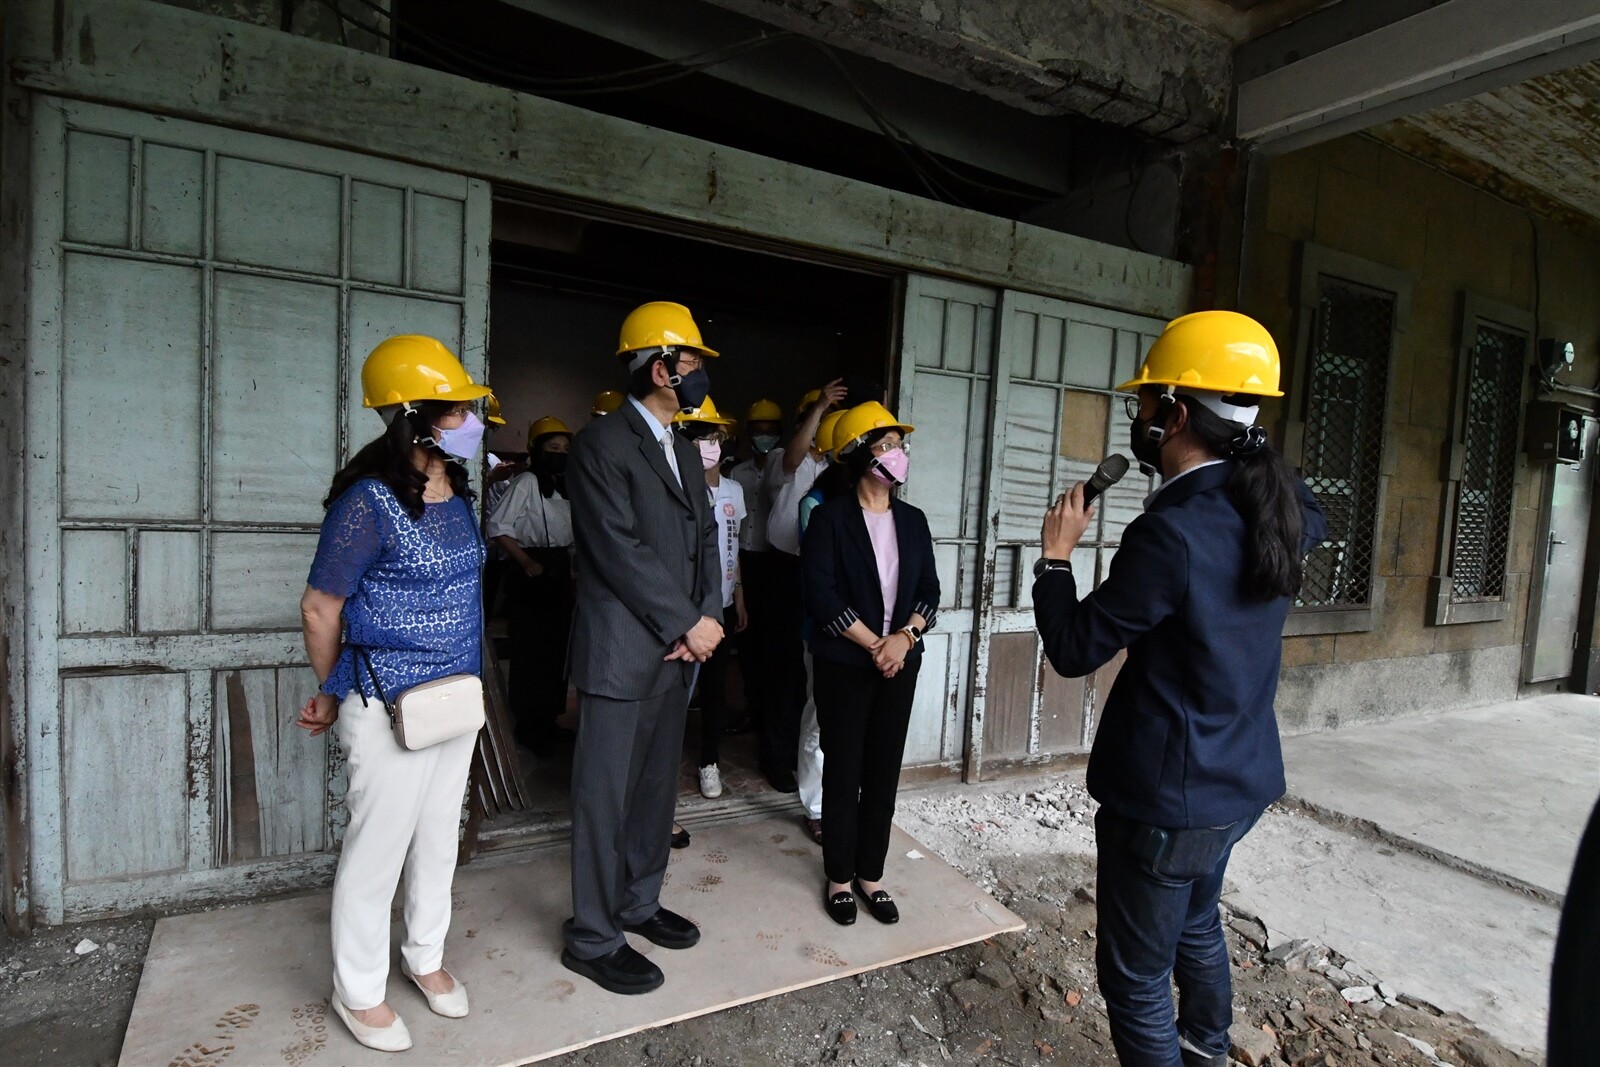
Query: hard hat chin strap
1144 390 1177 445
622 345 680 376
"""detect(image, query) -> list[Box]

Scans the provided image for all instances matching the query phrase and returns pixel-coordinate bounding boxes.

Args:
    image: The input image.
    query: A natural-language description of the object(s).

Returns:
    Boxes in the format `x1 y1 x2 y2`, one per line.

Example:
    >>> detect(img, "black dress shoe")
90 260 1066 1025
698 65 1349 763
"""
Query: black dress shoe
824 885 856 926
854 880 899 924
763 765 799 793
624 907 701 949
670 826 691 849
560 944 664 995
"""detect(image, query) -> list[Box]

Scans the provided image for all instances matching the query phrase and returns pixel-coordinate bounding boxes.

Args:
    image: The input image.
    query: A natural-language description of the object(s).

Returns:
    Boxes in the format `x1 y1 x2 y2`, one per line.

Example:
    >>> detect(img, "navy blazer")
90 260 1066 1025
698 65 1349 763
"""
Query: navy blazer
1033 461 1327 829
802 495 941 669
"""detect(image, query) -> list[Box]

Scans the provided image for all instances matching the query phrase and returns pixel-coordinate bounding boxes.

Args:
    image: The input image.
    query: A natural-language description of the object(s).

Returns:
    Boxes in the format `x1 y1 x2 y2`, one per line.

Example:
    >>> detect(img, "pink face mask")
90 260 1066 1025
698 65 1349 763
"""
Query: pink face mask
697 438 722 471
870 446 910 486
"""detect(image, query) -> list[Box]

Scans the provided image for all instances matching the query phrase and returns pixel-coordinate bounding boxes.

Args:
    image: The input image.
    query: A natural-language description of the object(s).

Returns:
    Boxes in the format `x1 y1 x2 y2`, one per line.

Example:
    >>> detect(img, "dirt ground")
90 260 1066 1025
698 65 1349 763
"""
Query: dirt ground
0 780 1541 1067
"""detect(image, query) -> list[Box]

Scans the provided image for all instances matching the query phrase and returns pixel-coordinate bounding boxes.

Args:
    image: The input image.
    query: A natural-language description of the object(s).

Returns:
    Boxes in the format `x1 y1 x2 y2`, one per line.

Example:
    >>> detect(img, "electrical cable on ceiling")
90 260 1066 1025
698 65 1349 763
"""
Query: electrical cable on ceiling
318 0 1060 207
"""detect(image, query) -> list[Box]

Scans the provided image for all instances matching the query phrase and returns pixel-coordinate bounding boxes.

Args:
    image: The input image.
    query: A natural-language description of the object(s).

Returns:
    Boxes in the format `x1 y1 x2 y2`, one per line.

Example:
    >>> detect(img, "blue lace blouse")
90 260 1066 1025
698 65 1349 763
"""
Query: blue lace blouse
308 478 485 701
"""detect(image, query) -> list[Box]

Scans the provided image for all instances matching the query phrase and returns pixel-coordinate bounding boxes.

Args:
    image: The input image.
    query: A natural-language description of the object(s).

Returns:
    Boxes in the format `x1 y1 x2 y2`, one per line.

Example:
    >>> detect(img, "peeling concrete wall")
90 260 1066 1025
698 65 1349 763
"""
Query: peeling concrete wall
1243 134 1600 730
704 0 1231 141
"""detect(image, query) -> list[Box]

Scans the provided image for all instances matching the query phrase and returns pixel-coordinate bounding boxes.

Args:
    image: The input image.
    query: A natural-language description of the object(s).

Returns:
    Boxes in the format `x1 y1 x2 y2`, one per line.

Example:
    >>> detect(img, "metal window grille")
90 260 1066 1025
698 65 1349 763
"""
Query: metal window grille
1296 279 1395 609
1449 324 1523 600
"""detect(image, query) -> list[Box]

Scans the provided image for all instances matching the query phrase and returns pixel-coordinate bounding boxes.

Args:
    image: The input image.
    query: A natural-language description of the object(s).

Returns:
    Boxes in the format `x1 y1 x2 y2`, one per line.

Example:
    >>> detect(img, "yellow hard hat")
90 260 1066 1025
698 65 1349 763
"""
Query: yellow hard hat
833 400 913 457
616 301 719 357
486 394 507 426
672 396 735 427
1116 311 1283 397
747 398 782 423
796 389 822 416
816 410 846 457
361 335 492 408
527 416 573 450
590 390 624 417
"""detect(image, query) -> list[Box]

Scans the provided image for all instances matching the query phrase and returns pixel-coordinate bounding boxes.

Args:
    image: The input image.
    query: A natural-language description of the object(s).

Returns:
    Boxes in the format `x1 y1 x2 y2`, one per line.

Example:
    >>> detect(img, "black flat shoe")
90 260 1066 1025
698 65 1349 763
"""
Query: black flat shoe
560 944 664 995
763 766 799 793
854 880 899 924
670 826 691 849
624 907 701 949
824 884 856 926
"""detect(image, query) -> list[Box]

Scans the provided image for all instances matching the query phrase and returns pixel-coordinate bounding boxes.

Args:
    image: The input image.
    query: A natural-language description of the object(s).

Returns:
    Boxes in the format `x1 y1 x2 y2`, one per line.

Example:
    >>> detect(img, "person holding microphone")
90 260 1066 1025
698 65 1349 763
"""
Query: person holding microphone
1032 311 1325 1067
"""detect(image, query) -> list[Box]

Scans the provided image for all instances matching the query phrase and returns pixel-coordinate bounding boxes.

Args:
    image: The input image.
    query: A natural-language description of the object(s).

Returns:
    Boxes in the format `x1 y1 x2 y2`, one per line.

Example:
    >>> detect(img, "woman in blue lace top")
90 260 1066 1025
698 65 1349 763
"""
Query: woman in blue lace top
297 335 490 1054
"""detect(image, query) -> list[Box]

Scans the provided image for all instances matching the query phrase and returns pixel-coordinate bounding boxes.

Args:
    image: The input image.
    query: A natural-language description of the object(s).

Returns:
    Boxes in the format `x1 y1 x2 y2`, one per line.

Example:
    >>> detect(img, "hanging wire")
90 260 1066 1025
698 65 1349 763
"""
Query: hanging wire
317 0 1070 207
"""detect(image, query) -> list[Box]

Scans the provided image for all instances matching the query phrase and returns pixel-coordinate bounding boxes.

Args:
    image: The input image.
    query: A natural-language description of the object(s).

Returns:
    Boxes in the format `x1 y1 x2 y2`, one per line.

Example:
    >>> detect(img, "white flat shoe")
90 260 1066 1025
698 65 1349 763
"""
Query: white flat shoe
331 994 412 1052
401 961 470 1018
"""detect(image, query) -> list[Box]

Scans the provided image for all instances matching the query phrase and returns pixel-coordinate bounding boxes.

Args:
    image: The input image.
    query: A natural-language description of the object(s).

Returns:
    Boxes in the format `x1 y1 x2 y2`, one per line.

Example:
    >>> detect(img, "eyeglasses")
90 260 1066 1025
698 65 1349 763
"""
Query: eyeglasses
870 438 909 456
1123 396 1142 421
671 350 705 373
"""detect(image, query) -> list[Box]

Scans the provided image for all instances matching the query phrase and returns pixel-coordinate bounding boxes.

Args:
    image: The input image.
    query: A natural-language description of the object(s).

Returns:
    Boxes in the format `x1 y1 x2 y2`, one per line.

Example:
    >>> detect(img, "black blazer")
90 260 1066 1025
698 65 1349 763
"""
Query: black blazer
1033 461 1327 829
802 495 940 669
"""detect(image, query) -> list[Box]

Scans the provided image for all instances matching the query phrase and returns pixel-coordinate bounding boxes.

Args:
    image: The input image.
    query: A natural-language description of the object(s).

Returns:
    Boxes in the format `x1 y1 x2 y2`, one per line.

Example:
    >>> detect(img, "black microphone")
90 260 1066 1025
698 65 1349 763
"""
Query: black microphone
1081 454 1130 507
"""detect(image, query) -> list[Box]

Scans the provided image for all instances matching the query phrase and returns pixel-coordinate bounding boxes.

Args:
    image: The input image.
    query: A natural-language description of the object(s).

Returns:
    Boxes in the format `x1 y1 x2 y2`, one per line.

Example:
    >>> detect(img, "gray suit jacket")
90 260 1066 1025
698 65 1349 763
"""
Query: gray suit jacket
566 401 722 700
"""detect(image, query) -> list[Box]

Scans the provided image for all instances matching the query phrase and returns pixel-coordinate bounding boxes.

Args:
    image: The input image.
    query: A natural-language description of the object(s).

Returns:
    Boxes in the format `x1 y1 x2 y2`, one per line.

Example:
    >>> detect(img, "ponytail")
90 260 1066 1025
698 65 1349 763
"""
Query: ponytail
1178 397 1305 601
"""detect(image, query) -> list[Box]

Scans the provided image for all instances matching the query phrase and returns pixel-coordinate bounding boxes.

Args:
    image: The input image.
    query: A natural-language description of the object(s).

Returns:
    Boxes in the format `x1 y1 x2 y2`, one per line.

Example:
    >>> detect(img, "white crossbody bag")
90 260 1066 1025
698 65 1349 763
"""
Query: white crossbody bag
356 647 485 751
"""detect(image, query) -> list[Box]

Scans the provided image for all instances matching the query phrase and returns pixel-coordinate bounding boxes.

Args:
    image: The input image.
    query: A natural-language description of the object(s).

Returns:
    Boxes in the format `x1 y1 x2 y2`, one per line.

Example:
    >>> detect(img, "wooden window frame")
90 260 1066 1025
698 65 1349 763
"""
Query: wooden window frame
1428 294 1532 626
1280 243 1413 637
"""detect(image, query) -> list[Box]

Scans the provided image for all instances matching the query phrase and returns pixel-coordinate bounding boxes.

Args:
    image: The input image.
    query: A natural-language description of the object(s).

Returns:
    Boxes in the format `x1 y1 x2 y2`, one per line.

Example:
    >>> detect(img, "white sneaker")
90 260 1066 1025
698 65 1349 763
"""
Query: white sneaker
332 994 413 1052
698 764 723 799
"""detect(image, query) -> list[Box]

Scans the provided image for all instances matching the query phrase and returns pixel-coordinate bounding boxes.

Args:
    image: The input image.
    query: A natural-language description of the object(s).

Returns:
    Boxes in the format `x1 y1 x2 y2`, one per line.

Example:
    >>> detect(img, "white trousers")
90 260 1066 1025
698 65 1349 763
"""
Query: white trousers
796 649 824 821
331 691 476 1010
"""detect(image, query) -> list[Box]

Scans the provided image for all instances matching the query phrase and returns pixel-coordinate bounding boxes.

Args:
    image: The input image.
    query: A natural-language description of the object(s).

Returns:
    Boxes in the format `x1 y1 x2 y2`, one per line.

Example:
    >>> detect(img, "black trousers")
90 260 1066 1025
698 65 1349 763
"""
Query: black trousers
504 548 574 747
695 604 739 766
759 550 807 774
737 550 778 733
813 656 920 884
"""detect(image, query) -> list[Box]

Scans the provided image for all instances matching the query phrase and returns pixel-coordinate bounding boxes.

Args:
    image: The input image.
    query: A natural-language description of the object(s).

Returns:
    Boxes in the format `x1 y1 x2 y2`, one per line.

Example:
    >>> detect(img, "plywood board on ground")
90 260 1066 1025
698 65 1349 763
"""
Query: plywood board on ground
120 819 1022 1066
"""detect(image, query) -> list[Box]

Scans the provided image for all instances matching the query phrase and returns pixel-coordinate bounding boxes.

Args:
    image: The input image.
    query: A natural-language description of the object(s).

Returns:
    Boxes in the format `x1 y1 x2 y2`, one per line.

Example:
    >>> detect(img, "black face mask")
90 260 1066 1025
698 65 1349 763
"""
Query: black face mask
669 367 711 412
1129 417 1165 474
539 452 568 477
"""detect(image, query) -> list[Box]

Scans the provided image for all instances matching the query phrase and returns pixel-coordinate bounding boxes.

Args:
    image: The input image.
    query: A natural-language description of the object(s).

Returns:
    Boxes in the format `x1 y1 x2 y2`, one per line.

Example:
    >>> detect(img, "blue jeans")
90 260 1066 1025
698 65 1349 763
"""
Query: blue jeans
1094 806 1260 1067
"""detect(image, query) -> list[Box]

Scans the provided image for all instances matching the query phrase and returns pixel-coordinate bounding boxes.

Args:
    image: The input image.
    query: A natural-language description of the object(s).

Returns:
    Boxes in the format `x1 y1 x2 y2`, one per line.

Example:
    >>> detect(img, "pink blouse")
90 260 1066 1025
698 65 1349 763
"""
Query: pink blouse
861 507 900 636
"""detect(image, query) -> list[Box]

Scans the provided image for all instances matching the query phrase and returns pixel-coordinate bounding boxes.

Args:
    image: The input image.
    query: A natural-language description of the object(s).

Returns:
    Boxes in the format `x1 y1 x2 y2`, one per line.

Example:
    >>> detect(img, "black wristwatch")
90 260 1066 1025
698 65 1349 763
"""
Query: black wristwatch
1033 557 1072 579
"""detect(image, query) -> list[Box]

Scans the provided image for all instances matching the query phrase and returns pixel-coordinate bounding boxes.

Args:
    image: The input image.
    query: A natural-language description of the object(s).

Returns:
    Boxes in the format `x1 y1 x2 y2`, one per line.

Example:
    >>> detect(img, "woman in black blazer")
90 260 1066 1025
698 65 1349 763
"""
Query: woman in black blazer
801 401 940 926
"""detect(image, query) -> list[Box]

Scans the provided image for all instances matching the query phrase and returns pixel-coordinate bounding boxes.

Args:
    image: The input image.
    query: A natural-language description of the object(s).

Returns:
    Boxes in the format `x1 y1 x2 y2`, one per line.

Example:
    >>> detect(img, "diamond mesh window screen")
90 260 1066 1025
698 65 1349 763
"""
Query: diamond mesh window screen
1449 323 1524 601
1296 279 1396 609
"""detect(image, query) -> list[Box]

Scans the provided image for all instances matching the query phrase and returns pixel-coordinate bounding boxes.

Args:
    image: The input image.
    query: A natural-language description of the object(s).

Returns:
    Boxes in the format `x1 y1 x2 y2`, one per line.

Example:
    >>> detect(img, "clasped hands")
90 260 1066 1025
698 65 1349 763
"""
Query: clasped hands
869 631 914 678
665 614 724 663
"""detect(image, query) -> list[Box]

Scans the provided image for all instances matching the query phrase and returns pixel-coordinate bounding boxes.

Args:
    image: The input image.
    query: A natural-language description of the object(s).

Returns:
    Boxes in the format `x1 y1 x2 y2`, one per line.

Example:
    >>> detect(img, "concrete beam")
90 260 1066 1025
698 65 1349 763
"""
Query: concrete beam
701 0 1232 142
7 0 1192 315
500 0 1075 195
1237 0 1600 151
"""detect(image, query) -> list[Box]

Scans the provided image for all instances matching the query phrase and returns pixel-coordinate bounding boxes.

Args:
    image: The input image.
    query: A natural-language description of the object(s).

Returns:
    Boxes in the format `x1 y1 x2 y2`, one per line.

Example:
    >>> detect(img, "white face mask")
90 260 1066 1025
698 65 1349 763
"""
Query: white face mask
697 438 722 471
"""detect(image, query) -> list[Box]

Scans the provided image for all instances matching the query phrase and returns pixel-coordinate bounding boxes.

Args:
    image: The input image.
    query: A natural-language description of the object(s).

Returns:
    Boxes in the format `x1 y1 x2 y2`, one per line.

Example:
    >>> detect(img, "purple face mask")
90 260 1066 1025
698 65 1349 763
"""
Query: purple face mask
870 445 910 487
432 411 485 462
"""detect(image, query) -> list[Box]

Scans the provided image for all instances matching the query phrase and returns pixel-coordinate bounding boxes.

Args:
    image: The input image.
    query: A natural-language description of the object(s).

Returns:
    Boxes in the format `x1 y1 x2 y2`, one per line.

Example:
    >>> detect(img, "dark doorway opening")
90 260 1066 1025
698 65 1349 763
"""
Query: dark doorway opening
482 195 896 841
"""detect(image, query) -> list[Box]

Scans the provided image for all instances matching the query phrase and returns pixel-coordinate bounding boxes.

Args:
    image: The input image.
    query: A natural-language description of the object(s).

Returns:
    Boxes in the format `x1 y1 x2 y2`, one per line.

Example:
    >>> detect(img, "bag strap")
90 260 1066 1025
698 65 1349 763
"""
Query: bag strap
353 646 397 723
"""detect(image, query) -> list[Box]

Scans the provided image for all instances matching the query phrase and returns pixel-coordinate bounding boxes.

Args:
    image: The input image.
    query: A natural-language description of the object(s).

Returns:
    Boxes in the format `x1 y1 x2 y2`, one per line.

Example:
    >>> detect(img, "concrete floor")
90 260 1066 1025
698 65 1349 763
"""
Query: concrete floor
1279 692 1600 900
117 819 1020 1067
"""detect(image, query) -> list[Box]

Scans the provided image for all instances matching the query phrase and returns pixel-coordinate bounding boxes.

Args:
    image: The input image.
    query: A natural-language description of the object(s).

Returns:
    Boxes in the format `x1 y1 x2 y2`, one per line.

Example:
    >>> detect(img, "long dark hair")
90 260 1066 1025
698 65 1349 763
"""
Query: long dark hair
1179 396 1304 601
324 400 475 520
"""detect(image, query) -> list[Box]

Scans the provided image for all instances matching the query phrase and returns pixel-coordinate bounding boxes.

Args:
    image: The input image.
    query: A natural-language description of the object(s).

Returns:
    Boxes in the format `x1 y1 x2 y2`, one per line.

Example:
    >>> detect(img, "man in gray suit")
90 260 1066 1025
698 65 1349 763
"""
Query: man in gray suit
561 301 725 994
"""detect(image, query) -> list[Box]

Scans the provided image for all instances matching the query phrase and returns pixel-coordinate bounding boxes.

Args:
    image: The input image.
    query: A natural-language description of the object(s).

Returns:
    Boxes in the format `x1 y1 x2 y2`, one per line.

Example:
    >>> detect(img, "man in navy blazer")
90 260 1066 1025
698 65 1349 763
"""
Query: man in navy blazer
1032 311 1326 1067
